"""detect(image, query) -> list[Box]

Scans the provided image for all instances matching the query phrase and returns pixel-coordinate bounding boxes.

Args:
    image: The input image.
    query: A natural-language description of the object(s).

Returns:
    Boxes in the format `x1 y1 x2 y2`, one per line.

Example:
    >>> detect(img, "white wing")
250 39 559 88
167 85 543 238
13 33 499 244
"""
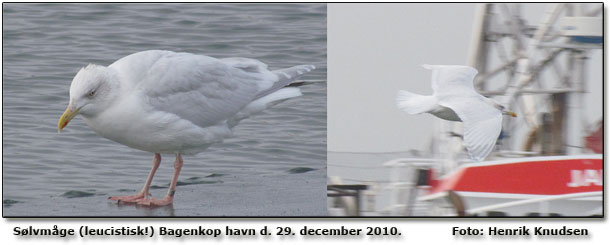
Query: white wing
439 96 502 162
423 64 478 97
112 51 270 128
219 57 315 99
425 65 500 161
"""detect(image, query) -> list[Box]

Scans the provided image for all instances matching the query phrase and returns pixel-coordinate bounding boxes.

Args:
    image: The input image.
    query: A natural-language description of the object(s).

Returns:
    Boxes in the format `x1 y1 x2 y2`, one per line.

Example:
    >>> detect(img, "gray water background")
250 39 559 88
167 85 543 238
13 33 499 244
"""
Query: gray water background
2 3 326 216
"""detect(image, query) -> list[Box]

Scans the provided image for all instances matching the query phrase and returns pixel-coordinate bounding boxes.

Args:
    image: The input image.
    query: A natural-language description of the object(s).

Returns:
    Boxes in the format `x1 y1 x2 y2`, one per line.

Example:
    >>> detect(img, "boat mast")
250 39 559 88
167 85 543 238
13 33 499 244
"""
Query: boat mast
463 3 601 158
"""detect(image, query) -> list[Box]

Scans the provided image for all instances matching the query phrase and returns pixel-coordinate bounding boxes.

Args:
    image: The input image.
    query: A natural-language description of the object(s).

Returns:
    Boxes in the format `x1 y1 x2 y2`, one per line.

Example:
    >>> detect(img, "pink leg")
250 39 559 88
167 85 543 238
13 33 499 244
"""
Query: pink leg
137 153 183 206
109 153 161 203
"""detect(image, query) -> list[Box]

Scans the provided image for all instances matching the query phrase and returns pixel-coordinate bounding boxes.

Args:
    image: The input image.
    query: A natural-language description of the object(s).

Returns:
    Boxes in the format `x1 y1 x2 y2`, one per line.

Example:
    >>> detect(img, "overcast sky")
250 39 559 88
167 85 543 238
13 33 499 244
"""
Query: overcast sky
328 3 602 153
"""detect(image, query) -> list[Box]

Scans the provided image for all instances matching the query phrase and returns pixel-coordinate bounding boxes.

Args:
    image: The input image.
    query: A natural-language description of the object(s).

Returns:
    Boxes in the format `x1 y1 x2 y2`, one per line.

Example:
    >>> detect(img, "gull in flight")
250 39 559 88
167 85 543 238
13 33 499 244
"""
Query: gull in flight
396 65 516 162
58 50 315 206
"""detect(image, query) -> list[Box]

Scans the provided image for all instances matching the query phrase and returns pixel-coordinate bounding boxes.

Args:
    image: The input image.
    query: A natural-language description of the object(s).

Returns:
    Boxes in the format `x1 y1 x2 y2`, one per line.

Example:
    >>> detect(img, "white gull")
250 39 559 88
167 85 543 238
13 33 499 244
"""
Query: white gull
58 50 315 206
396 65 516 162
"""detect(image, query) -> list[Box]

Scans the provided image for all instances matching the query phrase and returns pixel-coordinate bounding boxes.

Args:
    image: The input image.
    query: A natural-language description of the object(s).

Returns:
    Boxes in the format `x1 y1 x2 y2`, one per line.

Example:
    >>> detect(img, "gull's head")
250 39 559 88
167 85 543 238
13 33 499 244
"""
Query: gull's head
498 106 517 118
505 111 517 118
493 103 517 118
58 64 117 132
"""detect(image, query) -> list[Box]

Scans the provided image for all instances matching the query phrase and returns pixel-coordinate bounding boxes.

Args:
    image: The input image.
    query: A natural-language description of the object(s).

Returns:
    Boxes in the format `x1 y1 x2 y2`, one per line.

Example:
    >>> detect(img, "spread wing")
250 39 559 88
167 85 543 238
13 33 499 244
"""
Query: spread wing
425 65 501 161
423 64 478 98
439 96 502 162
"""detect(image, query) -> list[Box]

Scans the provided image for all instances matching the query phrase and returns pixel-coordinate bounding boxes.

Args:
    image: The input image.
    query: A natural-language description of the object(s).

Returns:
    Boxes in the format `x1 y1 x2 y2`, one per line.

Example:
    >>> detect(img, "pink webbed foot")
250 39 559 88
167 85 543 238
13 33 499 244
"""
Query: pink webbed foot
108 192 149 203
136 195 174 206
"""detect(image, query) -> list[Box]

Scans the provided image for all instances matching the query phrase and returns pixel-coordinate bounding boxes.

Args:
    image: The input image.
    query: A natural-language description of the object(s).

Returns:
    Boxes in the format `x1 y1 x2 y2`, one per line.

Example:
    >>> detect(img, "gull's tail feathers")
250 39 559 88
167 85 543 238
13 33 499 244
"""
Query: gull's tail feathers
254 65 316 100
228 87 302 127
229 64 315 127
396 90 436 115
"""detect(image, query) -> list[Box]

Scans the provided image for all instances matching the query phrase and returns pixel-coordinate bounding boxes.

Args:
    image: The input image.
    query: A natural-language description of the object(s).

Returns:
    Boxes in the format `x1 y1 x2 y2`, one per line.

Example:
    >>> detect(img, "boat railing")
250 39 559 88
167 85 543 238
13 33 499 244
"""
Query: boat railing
381 158 438 216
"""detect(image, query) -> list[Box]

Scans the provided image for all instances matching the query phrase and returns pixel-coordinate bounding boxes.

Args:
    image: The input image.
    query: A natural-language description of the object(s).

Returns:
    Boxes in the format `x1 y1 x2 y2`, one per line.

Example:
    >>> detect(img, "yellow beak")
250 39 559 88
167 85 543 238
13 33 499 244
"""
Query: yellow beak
58 105 80 133
508 111 517 118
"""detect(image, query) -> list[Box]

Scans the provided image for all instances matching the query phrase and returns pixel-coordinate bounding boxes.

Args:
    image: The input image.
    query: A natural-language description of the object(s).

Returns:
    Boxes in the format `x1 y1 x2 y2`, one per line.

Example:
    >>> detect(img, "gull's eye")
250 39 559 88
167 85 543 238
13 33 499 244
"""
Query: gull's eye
88 90 96 97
